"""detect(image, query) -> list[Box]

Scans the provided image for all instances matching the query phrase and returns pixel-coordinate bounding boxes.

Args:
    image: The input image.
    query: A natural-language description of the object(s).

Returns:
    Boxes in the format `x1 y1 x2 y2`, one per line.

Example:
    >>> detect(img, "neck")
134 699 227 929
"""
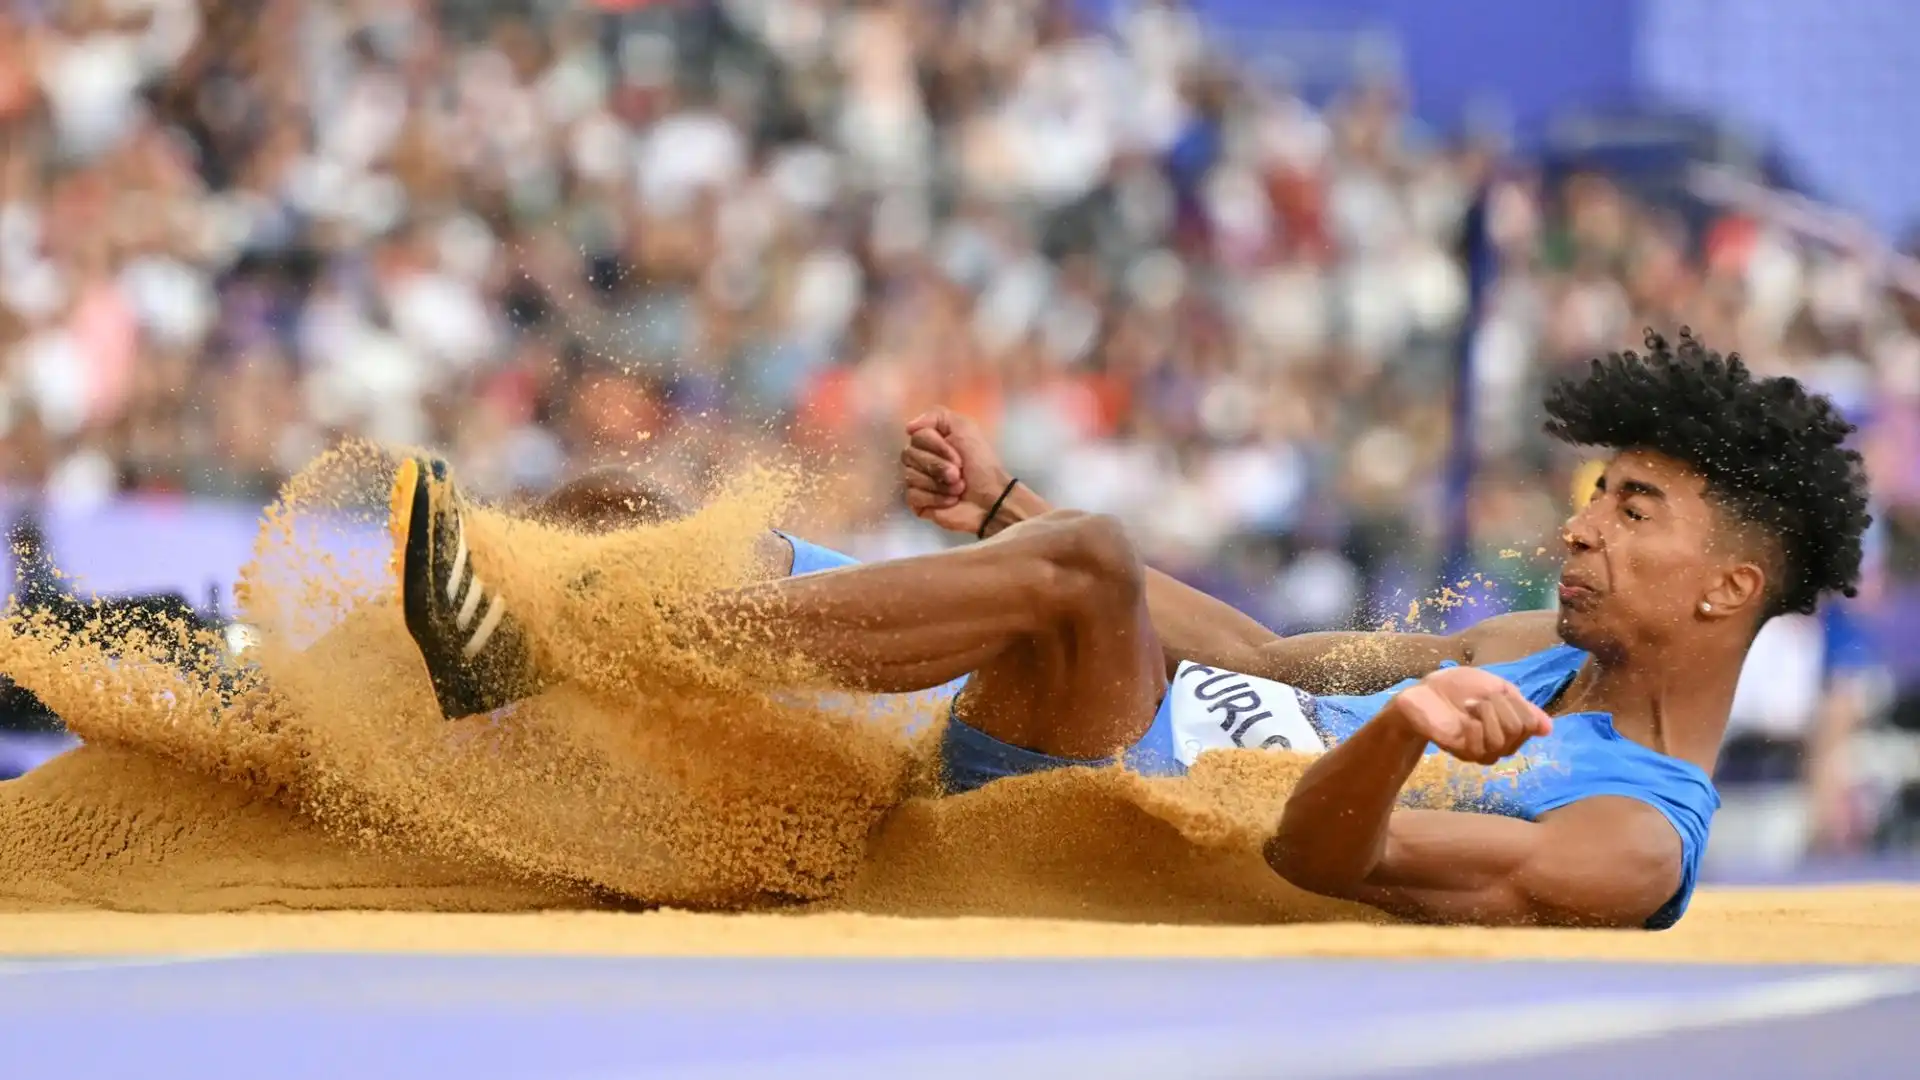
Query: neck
1557 640 1740 772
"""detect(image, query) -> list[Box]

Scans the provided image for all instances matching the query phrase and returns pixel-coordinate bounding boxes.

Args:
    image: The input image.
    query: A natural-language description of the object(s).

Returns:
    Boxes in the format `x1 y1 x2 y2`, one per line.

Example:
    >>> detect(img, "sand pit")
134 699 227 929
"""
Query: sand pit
7 739 1918 968
4 887 1919 965
0 737 1366 923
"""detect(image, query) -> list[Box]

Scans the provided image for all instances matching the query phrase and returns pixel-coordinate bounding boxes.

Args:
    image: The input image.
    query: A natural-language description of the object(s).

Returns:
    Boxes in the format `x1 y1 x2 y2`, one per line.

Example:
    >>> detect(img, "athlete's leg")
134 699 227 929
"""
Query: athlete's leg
692 509 1164 759
394 458 1162 761
200 466 722 738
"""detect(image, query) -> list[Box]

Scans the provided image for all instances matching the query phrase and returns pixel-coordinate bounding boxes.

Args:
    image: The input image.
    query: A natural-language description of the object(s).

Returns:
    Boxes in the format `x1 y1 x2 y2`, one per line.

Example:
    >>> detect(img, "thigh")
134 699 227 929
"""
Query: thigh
951 590 1167 762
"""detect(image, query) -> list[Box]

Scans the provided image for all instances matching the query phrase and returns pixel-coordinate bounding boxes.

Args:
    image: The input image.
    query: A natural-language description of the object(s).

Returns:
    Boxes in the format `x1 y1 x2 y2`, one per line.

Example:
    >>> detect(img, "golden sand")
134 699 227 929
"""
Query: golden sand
4 887 1918 965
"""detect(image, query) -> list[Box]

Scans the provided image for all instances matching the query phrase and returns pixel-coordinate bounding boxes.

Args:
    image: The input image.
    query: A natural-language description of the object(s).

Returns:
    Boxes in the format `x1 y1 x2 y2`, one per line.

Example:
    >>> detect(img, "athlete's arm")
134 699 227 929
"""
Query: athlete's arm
902 410 1281 668
964 476 1560 689
898 410 1558 683
1242 609 1563 696
986 475 1560 691
1263 679 1681 928
1338 802 1683 928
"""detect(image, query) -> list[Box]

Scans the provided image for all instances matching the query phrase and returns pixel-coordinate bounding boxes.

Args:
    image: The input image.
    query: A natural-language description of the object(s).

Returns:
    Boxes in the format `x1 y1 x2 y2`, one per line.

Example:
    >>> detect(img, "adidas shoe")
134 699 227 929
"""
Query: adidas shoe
390 456 545 719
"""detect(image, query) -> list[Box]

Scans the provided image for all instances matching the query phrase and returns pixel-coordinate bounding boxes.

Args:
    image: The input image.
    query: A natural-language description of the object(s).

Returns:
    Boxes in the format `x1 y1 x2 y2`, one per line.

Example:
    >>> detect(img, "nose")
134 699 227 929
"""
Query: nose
1561 504 1601 553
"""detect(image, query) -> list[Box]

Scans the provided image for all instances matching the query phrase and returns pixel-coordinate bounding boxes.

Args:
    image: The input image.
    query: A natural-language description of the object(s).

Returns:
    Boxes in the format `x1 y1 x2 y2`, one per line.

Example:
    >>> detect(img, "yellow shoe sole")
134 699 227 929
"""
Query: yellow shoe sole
389 457 421 593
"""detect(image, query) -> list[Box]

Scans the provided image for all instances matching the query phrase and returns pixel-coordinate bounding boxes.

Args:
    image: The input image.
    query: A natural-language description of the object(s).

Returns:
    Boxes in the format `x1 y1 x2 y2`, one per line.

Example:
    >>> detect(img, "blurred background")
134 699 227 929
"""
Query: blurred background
0 0 1916 880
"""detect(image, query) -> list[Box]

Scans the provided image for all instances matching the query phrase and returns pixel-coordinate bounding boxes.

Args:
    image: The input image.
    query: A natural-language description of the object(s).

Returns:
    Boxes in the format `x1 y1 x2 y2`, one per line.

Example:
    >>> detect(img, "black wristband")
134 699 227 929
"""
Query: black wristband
978 477 1020 540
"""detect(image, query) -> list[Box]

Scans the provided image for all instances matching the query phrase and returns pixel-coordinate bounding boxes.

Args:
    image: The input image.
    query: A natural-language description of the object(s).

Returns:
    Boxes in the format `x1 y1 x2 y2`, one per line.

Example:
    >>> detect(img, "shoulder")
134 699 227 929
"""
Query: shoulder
1459 609 1563 666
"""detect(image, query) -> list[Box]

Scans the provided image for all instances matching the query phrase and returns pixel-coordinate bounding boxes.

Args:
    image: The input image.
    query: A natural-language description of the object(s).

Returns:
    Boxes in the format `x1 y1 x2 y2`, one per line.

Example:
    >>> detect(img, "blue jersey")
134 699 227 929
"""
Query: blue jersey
1137 644 1717 928
1319 645 1720 929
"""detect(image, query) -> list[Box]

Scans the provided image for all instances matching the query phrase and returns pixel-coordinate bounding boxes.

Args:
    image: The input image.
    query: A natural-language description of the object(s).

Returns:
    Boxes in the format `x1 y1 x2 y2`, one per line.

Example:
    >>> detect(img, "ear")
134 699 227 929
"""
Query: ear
1700 561 1767 621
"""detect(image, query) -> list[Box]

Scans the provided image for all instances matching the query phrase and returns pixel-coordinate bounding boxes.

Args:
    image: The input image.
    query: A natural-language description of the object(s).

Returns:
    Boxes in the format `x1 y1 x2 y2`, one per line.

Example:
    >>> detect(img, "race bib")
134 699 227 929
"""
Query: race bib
1166 661 1327 767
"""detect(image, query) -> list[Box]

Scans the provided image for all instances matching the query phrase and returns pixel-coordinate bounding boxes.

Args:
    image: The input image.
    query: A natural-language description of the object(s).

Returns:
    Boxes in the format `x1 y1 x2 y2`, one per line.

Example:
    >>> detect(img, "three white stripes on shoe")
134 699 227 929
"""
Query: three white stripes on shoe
444 525 507 660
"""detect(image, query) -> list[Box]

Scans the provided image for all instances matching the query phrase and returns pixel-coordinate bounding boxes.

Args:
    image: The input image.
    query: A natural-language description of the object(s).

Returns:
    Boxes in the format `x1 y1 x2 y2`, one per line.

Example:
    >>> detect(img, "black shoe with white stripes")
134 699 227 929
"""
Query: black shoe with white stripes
390 456 545 720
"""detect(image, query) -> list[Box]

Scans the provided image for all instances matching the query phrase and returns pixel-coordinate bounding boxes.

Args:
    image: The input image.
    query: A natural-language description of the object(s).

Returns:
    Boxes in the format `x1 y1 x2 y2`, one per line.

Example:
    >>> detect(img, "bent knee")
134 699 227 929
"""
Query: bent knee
1025 510 1145 613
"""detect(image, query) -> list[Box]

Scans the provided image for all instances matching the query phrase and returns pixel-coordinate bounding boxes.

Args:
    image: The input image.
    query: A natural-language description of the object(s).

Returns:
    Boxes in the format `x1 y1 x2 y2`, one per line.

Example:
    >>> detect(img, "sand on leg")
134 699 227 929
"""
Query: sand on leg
392 458 1166 761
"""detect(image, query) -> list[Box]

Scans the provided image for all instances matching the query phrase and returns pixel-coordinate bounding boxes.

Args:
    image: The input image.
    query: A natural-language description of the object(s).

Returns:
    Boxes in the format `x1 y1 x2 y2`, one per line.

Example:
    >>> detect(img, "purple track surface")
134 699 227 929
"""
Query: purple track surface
3 954 1915 1079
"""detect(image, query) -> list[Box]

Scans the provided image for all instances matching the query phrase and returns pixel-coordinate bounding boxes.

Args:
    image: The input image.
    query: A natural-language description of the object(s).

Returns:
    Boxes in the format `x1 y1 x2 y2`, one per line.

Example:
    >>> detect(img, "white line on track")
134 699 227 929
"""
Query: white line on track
0 954 260 978
598 970 1920 1080
1275 969 1920 1080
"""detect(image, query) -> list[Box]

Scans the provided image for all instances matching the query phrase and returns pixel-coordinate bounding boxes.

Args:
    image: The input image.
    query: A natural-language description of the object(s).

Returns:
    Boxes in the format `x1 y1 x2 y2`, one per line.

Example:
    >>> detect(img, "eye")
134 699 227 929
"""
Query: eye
1623 505 1647 523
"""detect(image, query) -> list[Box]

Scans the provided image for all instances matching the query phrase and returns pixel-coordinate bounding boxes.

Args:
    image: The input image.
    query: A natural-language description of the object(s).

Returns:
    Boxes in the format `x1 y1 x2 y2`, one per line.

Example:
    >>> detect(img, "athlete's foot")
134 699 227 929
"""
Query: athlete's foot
390 456 545 719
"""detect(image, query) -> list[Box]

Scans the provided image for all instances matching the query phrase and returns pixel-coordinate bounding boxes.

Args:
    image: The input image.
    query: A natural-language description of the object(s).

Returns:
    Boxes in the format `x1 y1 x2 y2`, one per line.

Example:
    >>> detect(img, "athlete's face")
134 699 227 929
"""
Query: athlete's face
1554 449 1768 661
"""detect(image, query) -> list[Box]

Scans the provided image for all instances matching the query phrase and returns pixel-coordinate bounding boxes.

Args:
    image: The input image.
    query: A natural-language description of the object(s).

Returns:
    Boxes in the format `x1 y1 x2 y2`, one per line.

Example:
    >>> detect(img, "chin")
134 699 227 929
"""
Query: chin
1556 609 1607 655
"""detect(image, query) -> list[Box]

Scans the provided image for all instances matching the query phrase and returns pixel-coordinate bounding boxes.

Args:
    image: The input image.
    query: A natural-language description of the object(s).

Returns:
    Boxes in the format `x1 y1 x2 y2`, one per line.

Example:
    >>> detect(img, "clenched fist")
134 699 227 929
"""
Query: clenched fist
899 407 1017 536
1389 666 1554 766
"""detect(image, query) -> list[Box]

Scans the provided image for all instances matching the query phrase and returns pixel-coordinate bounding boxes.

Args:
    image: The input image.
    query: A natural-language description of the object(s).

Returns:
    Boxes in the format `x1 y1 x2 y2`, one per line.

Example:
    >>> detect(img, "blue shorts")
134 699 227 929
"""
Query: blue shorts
938 662 1353 794
939 692 1184 794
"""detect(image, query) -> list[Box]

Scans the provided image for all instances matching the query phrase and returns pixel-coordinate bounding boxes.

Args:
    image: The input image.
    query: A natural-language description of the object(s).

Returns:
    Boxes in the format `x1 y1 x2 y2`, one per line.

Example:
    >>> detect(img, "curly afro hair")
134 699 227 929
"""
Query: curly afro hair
1543 328 1872 618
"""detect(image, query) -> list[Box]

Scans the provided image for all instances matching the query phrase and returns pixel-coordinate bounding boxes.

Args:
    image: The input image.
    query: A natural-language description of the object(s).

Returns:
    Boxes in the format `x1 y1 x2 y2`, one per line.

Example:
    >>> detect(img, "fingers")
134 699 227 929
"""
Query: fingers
900 445 962 493
1397 673 1551 766
1525 697 1553 738
909 427 962 465
1425 668 1550 737
1468 688 1546 764
1396 685 1460 746
906 408 955 437
1462 700 1496 764
1492 684 1551 740
1480 694 1521 757
1486 694 1529 762
905 489 958 518
902 471 949 497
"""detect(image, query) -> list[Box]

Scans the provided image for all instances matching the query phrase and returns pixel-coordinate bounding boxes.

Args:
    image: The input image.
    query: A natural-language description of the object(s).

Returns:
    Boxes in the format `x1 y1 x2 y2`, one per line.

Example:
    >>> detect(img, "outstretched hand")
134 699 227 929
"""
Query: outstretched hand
1391 666 1554 766
899 407 1016 536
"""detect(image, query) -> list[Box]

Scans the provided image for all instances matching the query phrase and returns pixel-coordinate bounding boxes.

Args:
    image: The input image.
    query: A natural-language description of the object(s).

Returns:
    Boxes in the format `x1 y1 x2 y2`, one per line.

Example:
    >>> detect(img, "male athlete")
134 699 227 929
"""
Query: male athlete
390 330 1871 929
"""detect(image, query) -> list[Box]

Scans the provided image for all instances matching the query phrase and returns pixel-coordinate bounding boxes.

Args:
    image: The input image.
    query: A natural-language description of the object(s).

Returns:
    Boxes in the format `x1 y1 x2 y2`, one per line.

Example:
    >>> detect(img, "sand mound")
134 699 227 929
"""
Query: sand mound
0 743 571 912
838 755 1377 923
0 440 1390 922
0 741 1374 923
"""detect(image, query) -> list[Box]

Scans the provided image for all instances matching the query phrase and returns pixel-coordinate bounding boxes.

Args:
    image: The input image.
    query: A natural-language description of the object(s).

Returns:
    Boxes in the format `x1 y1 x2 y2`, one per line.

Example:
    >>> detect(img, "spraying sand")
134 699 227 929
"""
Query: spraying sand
0 441 1377 922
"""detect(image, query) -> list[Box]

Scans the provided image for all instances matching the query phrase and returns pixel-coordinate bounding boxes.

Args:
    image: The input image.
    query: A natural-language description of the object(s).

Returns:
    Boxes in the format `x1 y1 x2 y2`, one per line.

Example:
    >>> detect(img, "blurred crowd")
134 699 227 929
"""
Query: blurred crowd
1 0 1918 843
